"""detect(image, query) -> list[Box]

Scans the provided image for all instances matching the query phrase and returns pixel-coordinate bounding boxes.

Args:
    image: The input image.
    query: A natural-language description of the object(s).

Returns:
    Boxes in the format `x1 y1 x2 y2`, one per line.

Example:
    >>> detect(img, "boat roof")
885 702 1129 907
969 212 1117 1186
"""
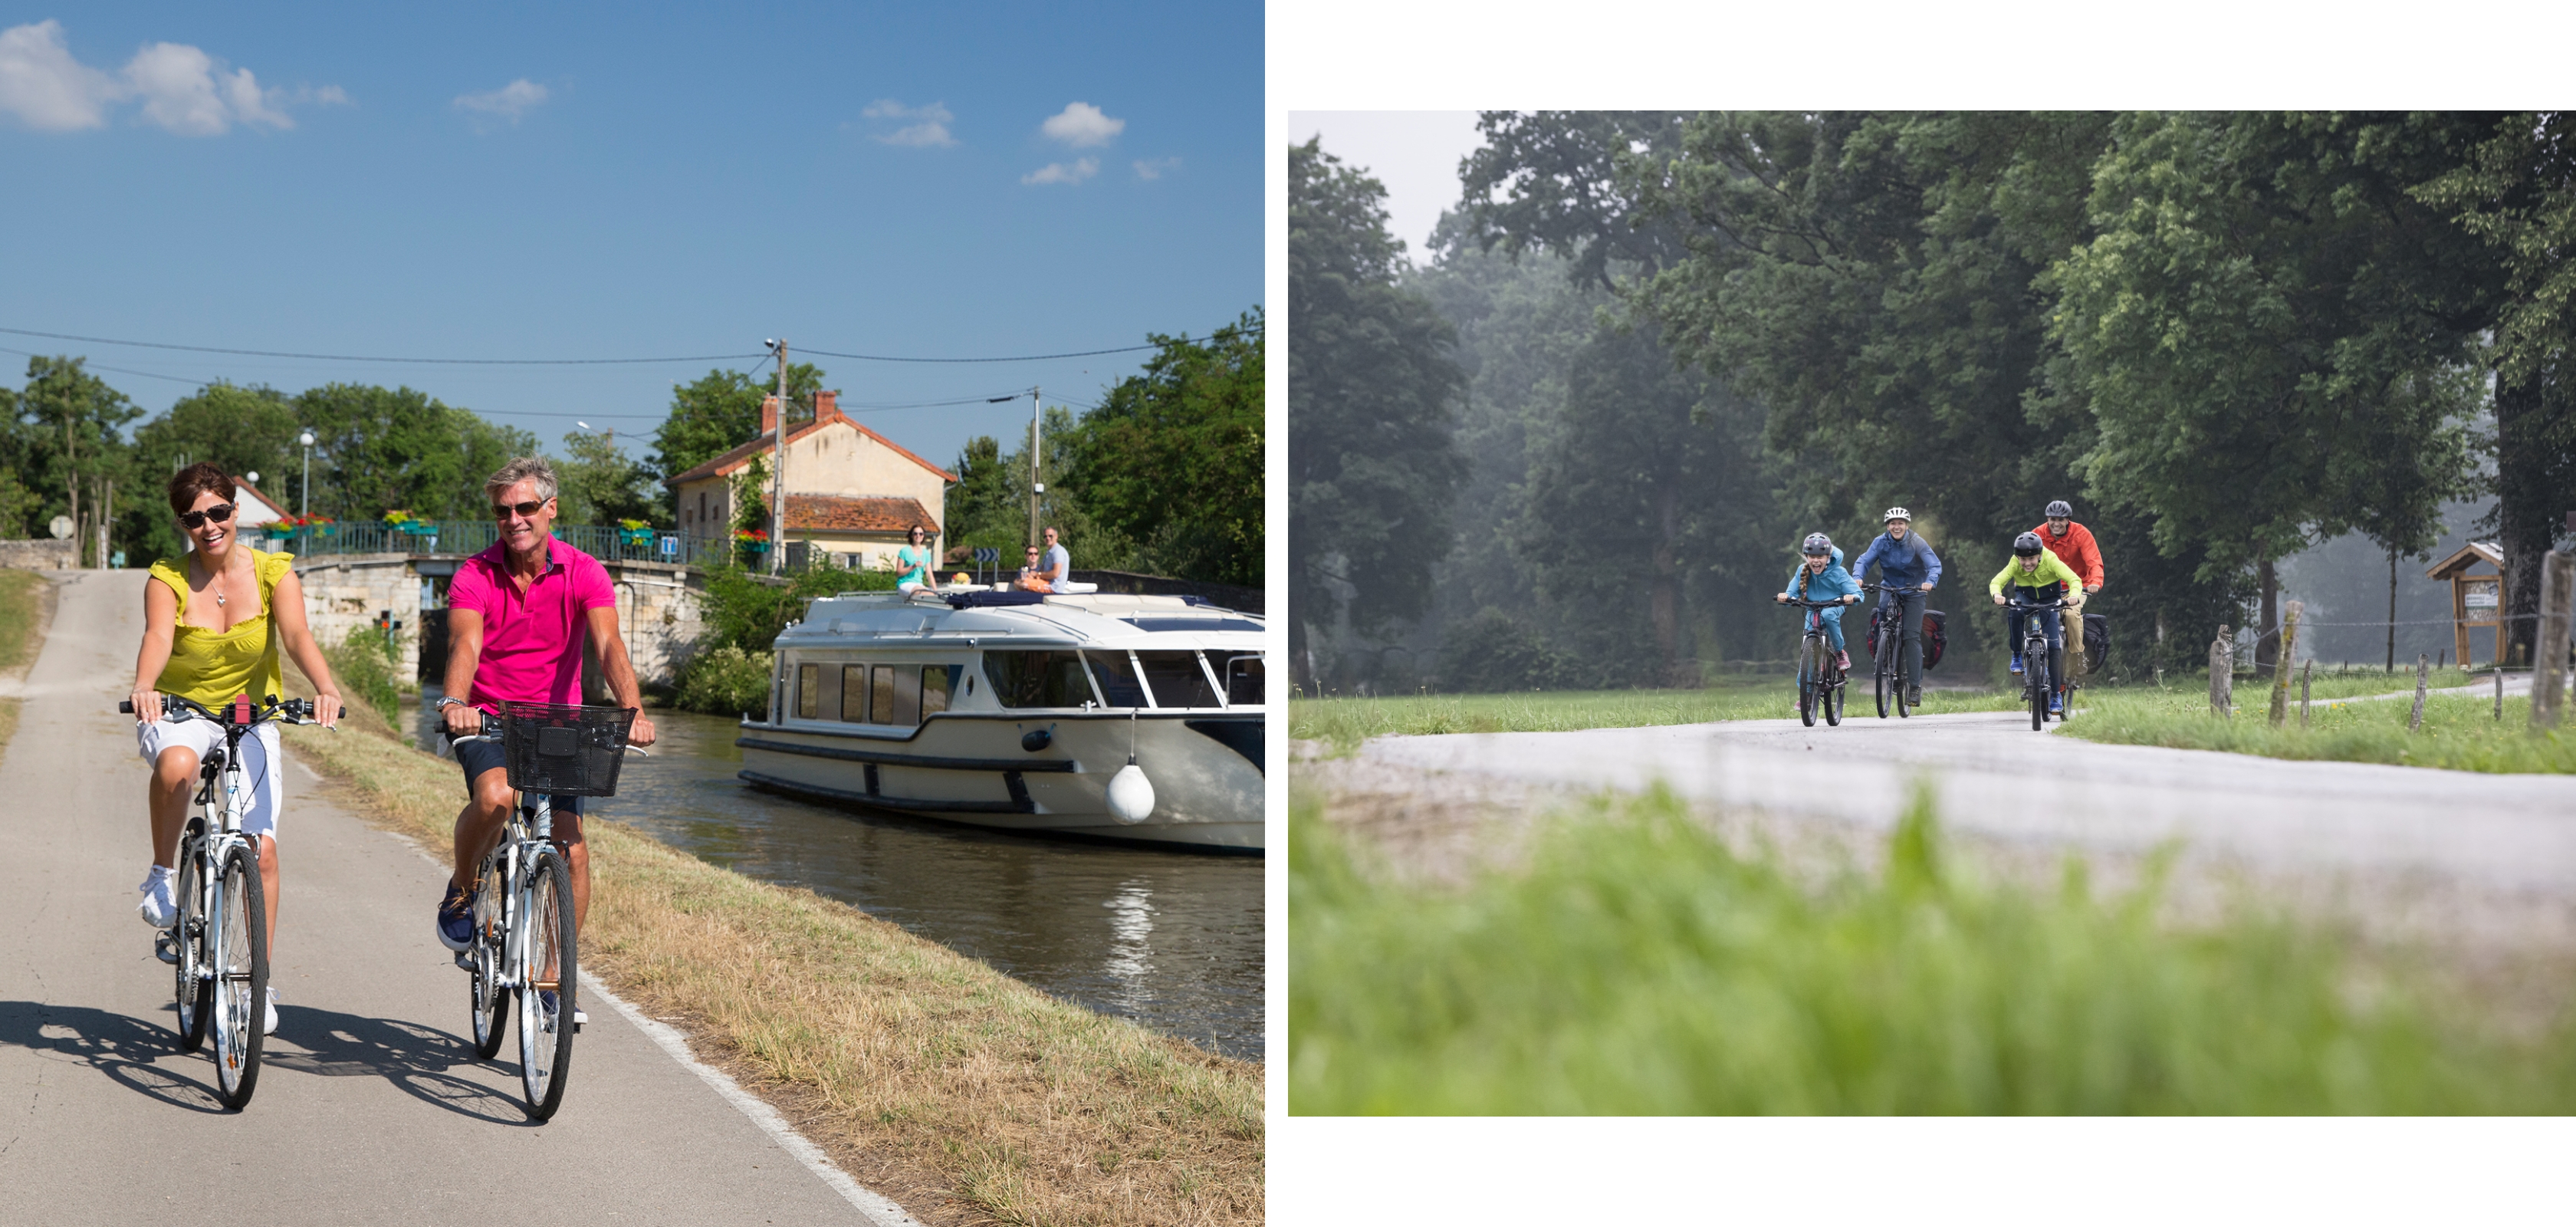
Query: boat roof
777 589 1266 651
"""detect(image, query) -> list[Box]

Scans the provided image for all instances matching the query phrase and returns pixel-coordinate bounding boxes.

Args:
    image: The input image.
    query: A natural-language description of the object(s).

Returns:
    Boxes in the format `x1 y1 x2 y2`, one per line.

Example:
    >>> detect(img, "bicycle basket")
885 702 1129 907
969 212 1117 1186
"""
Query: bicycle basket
499 702 636 798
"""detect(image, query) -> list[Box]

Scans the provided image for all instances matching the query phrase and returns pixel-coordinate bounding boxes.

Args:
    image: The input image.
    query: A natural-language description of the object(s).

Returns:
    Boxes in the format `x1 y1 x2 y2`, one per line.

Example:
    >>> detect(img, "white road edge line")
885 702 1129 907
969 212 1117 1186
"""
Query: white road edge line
389 837 919 1226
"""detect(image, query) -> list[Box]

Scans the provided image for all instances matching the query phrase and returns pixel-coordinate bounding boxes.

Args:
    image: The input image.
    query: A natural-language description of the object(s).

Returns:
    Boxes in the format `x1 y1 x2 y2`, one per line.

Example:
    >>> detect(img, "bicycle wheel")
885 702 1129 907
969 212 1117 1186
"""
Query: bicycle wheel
1893 638 1912 719
210 842 268 1110
1874 633 1892 719
2029 646 2049 731
1824 663 1845 726
516 848 577 1121
1797 640 1818 728
468 859 508 1061
172 832 211 1052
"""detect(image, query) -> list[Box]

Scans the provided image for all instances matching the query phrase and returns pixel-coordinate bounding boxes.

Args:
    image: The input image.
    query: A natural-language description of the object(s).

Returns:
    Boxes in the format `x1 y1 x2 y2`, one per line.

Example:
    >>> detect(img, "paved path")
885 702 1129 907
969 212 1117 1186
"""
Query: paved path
0 571 905 1225
1346 702 2576 897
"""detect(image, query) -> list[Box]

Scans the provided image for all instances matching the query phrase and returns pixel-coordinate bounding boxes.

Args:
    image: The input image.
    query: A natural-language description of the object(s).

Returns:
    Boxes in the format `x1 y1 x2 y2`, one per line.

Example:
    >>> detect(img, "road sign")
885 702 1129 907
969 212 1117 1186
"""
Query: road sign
974 548 999 564
47 515 71 540
660 535 679 558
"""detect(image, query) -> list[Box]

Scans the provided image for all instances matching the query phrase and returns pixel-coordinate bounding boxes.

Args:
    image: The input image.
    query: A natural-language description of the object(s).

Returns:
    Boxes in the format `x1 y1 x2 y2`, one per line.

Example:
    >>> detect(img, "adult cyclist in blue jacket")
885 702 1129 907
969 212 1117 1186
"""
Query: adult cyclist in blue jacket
1849 506 1943 708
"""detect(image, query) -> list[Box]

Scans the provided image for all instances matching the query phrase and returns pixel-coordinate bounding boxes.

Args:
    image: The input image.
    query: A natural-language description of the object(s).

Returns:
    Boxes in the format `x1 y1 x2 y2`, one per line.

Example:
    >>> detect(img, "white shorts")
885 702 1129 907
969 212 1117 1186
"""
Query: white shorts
136 717 285 839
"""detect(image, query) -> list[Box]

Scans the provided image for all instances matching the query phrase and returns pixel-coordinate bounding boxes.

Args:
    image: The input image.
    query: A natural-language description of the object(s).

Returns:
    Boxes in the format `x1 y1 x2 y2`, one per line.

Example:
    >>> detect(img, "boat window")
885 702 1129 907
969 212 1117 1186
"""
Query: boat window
796 663 820 720
1219 653 1263 706
871 664 899 723
1136 650 1220 709
983 650 1093 709
921 665 958 717
1086 650 1148 707
839 665 869 723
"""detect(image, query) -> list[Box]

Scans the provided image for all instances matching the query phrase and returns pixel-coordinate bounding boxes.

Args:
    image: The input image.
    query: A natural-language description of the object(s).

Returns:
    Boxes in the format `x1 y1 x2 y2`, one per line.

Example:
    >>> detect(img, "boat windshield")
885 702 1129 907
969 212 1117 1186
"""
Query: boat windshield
983 650 1098 709
1136 650 1221 709
1086 650 1148 707
1217 653 1262 706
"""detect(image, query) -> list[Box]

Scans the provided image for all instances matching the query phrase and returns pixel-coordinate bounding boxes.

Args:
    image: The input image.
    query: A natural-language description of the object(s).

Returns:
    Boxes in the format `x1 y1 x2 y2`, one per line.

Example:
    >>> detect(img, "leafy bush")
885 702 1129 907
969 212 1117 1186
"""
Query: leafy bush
327 624 406 725
673 644 774 715
1434 607 1574 693
697 558 895 653
1292 785 2576 1114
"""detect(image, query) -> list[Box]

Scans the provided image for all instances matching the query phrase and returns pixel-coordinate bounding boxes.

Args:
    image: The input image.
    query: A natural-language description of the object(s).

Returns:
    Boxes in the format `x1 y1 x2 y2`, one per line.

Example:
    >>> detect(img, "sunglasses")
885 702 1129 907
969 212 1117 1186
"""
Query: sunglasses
177 503 235 529
492 498 550 521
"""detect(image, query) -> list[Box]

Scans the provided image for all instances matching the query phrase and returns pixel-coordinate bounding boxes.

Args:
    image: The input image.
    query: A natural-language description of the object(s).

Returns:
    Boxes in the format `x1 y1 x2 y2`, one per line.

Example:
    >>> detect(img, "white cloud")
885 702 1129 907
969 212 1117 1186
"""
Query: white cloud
1040 101 1122 148
306 84 350 107
859 98 955 148
1132 156 1181 181
454 78 547 126
0 21 326 135
1021 157 1099 186
0 21 120 130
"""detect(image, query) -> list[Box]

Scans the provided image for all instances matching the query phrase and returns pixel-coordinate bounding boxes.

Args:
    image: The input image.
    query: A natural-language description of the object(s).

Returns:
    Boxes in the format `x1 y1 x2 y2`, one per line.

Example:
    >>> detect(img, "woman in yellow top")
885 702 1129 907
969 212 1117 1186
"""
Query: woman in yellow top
1989 530 2086 710
127 463 344 1037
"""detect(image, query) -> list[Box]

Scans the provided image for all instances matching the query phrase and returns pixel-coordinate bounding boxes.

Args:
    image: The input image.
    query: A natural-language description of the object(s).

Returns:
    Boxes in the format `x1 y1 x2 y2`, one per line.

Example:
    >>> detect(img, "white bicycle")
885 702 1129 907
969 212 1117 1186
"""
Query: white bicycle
126 692 322 1110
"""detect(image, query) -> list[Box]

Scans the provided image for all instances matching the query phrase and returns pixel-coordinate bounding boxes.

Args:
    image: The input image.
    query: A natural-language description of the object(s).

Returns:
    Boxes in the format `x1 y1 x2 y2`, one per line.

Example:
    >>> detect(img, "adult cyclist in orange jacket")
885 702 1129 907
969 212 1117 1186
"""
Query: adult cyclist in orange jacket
2029 500 2104 671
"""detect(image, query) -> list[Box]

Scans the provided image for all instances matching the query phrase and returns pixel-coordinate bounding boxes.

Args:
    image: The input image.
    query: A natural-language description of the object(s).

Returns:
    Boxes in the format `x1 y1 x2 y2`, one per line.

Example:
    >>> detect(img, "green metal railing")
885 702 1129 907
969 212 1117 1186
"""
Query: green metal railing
263 521 744 567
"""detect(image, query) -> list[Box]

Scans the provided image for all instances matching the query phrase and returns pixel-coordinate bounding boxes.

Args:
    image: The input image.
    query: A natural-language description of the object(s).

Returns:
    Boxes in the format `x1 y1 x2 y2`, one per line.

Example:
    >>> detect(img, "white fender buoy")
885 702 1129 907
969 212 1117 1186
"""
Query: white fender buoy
1106 711 1153 824
1107 758 1155 824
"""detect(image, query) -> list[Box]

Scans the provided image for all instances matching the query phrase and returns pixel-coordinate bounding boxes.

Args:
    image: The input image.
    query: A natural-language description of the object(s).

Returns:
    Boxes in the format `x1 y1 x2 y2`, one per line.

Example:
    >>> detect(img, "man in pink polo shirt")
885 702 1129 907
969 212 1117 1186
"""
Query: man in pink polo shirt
435 458 657 986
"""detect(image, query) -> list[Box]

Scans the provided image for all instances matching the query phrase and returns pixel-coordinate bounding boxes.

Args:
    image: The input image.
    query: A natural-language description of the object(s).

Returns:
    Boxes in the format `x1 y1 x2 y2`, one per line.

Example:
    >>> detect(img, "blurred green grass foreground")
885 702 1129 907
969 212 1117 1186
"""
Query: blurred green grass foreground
1289 787 2576 1114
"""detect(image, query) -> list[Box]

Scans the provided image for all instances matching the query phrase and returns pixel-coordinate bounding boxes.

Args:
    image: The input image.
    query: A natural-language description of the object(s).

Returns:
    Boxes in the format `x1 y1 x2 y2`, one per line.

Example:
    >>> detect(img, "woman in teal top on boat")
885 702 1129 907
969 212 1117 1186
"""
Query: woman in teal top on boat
895 524 938 594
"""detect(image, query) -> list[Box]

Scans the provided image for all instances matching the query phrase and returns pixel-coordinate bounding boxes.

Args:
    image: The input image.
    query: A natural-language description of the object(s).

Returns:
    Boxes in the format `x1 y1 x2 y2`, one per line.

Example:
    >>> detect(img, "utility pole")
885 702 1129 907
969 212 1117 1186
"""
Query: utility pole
768 338 788 575
2387 544 2398 673
300 430 316 518
1027 386 1043 548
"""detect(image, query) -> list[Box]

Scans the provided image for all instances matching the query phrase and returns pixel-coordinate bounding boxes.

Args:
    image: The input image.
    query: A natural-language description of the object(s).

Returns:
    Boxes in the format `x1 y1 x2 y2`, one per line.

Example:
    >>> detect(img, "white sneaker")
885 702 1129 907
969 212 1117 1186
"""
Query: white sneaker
138 867 176 929
265 988 279 1036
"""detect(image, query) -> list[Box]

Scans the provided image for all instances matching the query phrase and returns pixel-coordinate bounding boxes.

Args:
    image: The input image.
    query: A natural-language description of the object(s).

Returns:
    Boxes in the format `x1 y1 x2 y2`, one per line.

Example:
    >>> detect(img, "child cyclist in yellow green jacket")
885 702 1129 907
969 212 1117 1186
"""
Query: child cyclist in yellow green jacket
1990 531 2084 713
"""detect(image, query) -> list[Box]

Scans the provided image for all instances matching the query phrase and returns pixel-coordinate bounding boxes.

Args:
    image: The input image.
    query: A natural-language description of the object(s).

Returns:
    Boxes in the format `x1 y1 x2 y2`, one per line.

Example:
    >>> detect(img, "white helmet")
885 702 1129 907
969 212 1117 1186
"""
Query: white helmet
1882 506 1912 524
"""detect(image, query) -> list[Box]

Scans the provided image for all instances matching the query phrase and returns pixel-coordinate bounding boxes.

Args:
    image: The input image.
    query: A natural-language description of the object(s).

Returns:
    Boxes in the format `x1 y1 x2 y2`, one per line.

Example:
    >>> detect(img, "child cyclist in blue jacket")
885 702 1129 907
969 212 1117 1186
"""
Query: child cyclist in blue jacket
1775 532 1862 672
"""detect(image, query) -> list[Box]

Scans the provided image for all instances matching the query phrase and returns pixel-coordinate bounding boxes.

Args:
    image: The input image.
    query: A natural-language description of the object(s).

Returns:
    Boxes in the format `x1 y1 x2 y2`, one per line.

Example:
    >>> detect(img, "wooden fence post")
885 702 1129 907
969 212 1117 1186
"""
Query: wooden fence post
2210 624 2233 717
2533 550 2574 732
2410 653 2430 732
2301 660 2312 729
2269 600 2302 727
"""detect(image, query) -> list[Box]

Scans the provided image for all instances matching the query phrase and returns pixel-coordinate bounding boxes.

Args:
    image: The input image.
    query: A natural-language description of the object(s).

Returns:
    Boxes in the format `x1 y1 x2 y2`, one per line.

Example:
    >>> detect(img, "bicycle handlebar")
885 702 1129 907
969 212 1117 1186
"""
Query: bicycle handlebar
119 693 324 726
446 709 650 756
1780 597 1859 609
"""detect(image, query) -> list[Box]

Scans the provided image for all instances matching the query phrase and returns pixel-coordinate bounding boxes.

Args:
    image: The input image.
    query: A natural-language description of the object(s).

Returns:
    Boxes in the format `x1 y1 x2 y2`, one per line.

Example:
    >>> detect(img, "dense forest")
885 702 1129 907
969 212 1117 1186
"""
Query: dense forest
1289 113 2576 696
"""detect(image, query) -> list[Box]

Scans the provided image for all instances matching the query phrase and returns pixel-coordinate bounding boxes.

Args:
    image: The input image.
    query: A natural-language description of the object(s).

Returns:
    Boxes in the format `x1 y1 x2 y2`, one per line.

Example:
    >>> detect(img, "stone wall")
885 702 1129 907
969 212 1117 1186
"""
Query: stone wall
0 540 78 570
597 560 713 689
292 554 428 676
293 553 714 692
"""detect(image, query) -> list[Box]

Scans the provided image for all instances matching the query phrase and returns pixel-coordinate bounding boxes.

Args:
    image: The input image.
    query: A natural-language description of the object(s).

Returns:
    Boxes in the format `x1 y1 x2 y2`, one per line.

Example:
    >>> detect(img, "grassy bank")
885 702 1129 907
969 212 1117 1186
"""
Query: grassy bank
0 571 48 753
1293 676 2022 752
282 663 1260 1225
2062 684 2576 774
1290 785 2576 1114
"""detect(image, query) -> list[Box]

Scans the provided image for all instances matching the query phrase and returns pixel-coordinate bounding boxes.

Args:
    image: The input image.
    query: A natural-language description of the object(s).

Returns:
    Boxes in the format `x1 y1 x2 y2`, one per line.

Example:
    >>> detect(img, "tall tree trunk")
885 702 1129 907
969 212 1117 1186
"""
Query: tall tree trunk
2254 557 2279 679
1649 486 1684 687
2495 370 2560 669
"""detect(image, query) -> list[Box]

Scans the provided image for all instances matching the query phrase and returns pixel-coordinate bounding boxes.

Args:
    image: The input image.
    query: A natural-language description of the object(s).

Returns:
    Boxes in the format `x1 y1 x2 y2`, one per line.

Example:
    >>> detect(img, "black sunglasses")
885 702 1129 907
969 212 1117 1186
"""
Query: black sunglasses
177 503 235 529
492 498 549 521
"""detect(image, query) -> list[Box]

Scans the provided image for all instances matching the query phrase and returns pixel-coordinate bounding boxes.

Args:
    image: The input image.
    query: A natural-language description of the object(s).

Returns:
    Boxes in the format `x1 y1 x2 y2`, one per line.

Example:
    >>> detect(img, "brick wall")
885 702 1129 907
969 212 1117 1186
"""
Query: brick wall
0 540 78 570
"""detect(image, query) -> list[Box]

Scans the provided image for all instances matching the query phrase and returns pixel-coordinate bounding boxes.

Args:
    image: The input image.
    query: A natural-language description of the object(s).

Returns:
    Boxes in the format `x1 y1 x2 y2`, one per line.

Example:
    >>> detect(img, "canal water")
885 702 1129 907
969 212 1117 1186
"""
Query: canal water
409 689 1264 1061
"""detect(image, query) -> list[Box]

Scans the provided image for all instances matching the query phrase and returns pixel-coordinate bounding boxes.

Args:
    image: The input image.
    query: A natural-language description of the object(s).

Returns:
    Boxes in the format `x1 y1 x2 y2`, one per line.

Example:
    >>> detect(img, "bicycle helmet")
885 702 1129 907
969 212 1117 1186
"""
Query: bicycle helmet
1801 533 1834 557
1882 506 1912 523
2013 531 2045 556
2044 500 2072 518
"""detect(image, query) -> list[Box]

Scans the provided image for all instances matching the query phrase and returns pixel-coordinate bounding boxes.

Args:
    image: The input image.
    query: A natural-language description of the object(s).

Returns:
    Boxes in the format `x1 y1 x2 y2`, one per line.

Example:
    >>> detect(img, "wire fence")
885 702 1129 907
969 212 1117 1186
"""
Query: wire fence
268 522 741 567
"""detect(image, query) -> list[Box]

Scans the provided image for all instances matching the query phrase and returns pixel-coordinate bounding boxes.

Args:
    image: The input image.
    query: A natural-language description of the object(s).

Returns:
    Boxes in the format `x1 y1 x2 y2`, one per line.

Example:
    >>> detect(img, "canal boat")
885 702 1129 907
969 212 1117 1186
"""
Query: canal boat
736 588 1264 852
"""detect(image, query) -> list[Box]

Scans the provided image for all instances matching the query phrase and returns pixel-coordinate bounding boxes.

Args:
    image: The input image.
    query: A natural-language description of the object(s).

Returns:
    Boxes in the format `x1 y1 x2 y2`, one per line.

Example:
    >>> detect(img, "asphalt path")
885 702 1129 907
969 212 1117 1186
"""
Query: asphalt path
0 571 906 1225
1349 696 2576 899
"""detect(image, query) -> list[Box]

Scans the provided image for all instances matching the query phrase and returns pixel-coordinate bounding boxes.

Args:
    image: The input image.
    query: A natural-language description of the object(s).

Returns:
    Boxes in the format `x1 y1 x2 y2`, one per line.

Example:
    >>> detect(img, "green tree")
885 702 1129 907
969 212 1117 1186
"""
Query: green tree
1289 137 1468 691
293 383 539 522
555 427 658 525
3 355 141 565
649 362 826 516
1054 310 1263 585
123 383 301 561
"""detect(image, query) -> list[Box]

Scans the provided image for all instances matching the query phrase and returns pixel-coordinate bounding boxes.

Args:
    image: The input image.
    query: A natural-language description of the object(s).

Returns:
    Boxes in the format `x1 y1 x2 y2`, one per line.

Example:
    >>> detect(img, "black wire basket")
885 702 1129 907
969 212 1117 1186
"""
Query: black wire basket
499 702 636 798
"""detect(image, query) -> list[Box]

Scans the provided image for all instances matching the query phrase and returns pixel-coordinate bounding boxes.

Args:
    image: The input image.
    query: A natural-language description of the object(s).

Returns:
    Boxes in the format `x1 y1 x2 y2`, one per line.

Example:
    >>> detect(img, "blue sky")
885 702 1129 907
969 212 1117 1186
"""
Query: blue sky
0 2 1261 480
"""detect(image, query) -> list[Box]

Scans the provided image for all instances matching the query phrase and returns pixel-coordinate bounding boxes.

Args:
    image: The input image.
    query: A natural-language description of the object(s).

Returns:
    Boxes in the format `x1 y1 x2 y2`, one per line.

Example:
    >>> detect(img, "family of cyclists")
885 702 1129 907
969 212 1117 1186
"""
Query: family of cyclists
127 456 654 1041
1775 501 2108 716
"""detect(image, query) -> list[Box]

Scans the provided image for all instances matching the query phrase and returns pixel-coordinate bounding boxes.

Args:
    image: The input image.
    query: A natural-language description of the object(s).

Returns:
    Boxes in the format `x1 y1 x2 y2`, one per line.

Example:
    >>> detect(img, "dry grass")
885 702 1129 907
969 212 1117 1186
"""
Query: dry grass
278 657 1262 1226
0 571 54 756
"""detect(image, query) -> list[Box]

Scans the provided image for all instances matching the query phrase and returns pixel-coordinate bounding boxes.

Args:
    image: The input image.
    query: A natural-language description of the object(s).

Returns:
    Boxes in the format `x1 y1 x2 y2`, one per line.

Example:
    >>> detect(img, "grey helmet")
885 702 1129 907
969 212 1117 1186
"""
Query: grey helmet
2013 531 2045 557
1882 506 1912 524
1801 533 1834 557
2044 499 2072 518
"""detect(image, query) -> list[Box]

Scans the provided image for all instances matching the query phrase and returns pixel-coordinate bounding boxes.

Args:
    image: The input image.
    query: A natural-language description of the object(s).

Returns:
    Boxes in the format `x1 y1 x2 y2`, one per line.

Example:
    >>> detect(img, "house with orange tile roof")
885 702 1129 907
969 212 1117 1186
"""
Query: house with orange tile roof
665 390 957 569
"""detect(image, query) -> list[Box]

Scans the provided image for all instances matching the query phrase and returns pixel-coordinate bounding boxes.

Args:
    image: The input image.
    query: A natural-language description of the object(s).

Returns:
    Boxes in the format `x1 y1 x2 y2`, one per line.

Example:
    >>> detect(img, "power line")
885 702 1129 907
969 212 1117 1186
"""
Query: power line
0 325 762 366
0 344 214 387
798 323 1263 365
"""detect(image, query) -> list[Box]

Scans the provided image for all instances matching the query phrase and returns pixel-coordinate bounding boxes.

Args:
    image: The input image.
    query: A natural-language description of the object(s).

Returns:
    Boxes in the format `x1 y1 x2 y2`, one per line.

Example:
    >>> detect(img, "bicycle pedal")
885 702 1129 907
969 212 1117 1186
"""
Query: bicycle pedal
454 949 475 972
154 931 179 965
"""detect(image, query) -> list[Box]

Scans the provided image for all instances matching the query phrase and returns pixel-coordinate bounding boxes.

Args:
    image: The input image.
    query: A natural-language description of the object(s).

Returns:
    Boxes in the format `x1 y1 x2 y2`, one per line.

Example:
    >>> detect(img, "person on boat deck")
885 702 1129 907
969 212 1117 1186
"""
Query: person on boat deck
1015 526 1072 593
1014 544 1053 593
1774 532 1861 673
894 524 938 594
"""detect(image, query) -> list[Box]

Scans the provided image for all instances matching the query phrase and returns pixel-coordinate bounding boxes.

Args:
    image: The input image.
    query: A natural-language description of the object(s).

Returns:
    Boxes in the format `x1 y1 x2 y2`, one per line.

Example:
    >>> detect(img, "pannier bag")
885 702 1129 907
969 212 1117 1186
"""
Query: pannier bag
2082 613 2109 674
1865 607 1949 670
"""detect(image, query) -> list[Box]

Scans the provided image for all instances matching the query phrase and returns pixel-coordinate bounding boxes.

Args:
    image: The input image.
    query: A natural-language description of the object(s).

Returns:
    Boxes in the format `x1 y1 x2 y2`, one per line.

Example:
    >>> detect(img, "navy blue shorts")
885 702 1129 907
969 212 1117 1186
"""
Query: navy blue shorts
454 735 585 819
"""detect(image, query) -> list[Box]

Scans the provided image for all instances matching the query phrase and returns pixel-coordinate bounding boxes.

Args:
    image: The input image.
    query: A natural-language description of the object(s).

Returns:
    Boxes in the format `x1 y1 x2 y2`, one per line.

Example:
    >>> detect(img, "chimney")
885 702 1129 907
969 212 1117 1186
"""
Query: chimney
761 395 780 436
816 390 839 422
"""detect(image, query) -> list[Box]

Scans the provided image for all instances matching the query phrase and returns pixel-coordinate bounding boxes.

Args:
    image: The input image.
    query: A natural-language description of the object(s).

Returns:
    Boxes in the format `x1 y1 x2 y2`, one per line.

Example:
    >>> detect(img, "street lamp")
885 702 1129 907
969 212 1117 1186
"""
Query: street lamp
297 431 316 518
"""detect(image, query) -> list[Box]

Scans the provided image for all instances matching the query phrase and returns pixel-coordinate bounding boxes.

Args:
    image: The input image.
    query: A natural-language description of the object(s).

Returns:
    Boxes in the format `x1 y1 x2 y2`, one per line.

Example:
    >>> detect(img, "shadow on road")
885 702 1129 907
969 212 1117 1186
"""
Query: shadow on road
0 998 228 1114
